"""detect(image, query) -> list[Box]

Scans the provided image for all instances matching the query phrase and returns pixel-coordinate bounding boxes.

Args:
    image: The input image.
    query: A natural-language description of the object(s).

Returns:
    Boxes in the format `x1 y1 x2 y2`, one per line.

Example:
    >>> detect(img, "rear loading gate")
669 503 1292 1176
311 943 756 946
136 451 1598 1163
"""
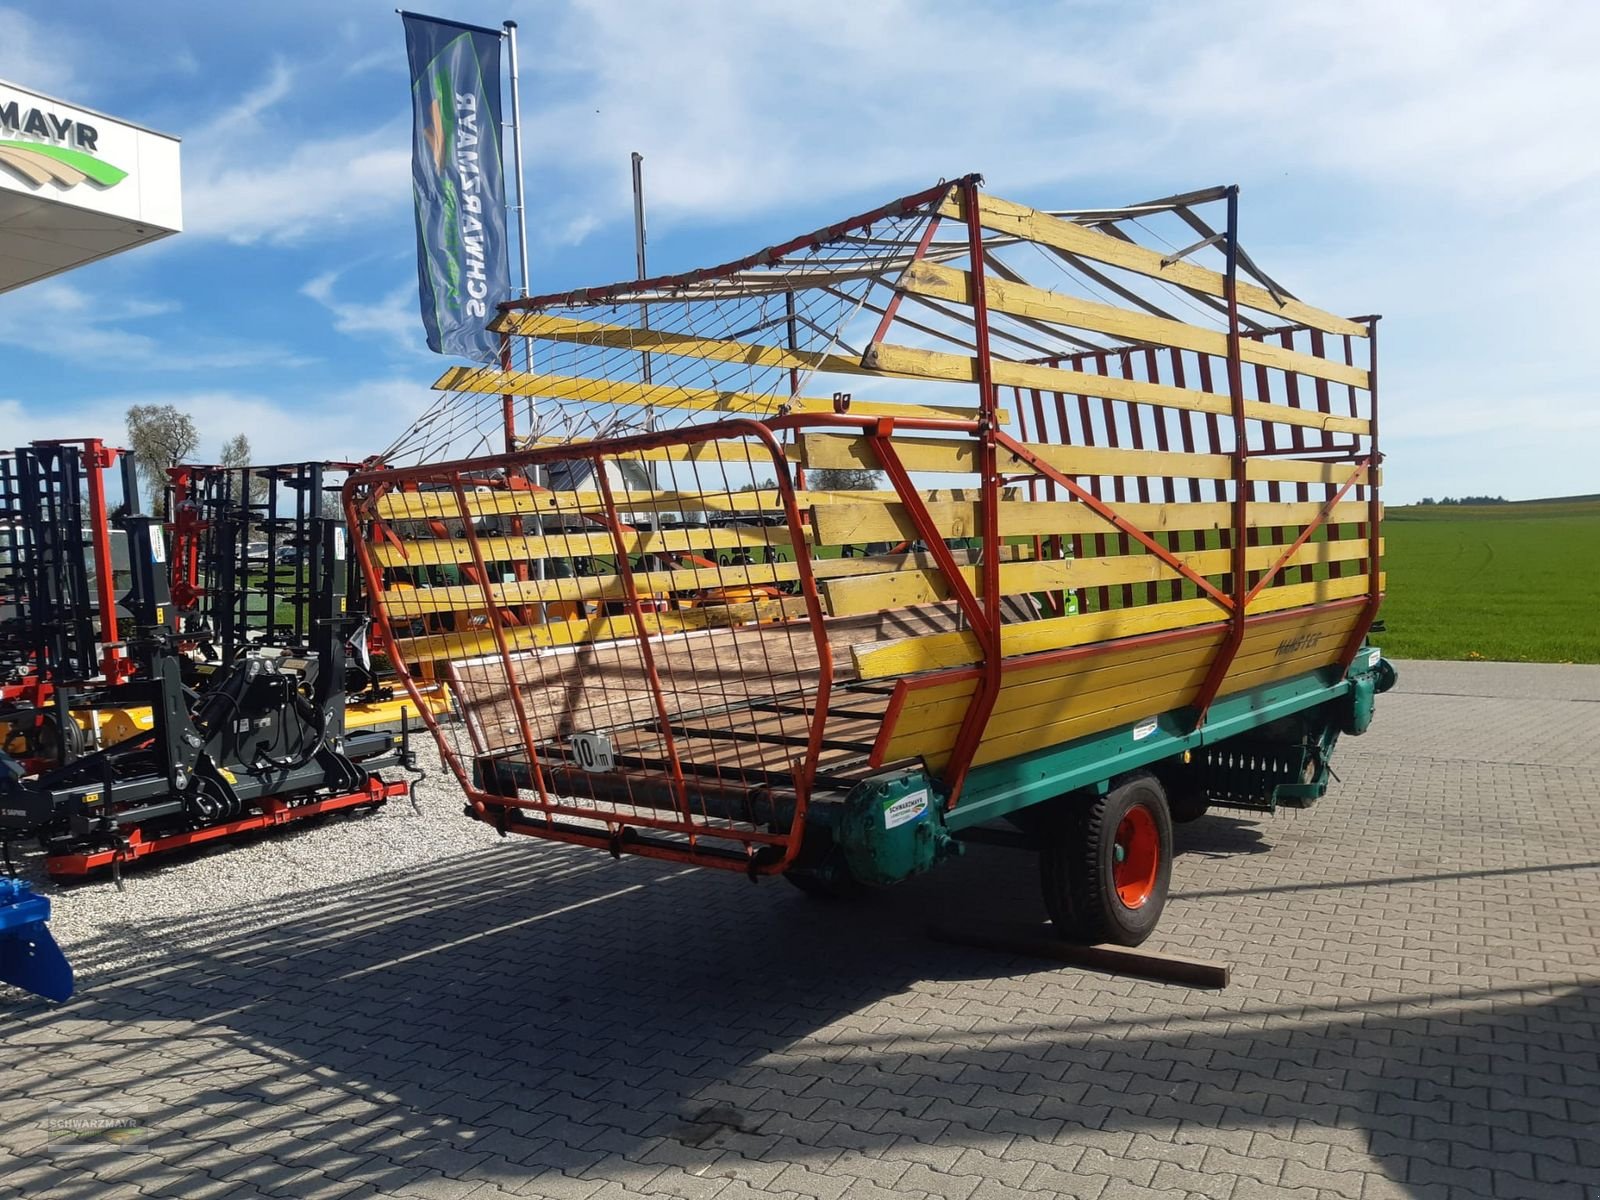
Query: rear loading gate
348 176 1388 938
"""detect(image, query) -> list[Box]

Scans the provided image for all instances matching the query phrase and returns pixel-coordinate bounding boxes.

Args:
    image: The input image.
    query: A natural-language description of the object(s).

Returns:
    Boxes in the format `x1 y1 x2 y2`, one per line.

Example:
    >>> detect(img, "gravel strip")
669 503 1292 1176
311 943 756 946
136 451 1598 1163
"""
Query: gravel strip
12 735 499 955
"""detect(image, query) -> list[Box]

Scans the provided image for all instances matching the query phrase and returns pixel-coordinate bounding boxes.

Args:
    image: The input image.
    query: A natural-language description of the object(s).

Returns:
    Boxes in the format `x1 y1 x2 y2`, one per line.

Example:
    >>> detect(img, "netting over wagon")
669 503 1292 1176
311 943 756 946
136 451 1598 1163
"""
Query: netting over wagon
349 173 1381 872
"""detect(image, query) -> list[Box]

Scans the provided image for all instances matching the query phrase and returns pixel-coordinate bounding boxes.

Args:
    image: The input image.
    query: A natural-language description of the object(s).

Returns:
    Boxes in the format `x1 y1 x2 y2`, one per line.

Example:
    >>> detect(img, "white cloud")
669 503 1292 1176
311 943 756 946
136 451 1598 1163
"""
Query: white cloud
490 0 1600 502
184 127 411 245
0 376 436 468
10 2 1596 501
516 0 1600 223
301 271 421 349
177 55 410 245
0 281 315 371
0 7 77 95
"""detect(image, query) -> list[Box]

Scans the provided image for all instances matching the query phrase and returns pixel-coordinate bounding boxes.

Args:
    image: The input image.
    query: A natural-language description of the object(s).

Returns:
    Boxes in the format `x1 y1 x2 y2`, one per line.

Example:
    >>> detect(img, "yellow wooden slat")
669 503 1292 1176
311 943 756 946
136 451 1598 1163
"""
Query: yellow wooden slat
491 313 1365 435
368 524 810 570
799 431 1375 489
812 496 1373 546
372 486 892 522
491 314 870 376
901 261 1370 389
432 365 991 422
863 342 1369 436
889 600 1360 731
822 537 1379 617
391 595 812 664
800 431 1232 480
881 603 1364 767
371 483 1008 523
508 435 787 464
955 626 1363 769
892 661 1212 768
1244 458 1372 487
939 192 1369 339
851 572 1380 679
381 546 984 616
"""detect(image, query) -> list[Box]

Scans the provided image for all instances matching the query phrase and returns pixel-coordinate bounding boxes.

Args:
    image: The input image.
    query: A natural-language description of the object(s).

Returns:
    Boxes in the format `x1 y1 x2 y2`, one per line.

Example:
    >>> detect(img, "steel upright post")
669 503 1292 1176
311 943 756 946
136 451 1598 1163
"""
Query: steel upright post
1192 186 1248 722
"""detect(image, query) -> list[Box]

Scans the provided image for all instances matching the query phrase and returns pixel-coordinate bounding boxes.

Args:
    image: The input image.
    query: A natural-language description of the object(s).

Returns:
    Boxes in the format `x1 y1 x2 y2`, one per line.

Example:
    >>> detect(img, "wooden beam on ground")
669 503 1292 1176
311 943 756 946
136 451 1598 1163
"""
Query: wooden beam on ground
928 920 1230 988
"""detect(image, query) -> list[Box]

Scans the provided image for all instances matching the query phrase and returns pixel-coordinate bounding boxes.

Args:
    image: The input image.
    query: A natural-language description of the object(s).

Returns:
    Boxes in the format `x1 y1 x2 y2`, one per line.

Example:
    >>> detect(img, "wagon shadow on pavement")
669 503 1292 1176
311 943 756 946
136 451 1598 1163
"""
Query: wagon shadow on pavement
3 834 1594 1200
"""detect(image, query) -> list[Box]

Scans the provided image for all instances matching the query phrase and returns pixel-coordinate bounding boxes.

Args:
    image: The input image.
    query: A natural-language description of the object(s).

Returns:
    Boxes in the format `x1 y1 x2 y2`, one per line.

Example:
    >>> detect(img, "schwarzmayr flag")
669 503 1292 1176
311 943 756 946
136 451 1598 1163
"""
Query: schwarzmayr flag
402 12 510 361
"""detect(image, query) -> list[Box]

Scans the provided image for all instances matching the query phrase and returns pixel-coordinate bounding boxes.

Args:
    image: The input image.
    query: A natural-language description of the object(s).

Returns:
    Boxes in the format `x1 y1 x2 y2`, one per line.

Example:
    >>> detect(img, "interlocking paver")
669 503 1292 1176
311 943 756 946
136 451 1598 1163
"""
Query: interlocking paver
4 661 1599 1199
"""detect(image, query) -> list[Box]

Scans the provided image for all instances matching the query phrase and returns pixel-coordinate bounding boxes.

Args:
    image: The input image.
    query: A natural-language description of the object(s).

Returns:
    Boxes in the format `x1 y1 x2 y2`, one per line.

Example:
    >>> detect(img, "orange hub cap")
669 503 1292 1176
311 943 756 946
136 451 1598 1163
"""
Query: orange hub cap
1113 804 1161 909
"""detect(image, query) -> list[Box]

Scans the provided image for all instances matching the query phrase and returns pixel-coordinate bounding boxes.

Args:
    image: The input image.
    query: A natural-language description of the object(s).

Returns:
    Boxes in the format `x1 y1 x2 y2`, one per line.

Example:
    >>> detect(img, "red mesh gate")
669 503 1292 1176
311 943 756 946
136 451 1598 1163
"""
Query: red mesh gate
345 420 837 873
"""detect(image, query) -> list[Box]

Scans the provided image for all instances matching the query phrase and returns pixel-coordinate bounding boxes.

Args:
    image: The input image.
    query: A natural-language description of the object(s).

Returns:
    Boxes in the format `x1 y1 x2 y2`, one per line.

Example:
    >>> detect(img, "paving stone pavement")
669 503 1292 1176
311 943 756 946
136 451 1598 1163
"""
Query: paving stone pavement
1 659 1596 1199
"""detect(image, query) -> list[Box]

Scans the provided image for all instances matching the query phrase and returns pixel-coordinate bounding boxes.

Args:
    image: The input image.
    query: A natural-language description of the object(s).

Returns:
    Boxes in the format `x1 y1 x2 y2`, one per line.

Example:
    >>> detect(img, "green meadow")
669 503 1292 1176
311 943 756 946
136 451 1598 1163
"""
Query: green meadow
1378 497 1600 663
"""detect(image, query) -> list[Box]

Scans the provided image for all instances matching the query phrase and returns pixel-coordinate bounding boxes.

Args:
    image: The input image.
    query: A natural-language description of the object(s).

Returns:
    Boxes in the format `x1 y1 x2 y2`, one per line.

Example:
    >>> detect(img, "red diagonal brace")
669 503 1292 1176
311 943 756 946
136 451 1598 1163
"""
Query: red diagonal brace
993 430 1235 613
868 427 999 803
1241 459 1372 608
870 211 944 347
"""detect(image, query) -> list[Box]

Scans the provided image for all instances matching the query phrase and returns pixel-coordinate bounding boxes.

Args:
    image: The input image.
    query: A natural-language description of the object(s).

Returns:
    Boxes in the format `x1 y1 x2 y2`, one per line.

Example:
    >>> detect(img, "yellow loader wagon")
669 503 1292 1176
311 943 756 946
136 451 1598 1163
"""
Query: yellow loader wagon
347 174 1393 946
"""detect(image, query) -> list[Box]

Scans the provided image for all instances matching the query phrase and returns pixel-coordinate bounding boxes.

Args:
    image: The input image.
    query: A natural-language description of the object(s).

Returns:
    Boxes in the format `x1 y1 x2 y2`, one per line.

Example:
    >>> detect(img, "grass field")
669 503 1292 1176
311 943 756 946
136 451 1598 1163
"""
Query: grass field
377 498 1598 665
1379 497 1600 663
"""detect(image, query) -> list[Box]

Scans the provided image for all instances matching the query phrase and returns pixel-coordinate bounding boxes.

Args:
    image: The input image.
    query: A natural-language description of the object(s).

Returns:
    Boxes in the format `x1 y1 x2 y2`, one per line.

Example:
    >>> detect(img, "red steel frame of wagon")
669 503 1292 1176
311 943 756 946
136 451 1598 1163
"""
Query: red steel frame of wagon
348 172 1392 945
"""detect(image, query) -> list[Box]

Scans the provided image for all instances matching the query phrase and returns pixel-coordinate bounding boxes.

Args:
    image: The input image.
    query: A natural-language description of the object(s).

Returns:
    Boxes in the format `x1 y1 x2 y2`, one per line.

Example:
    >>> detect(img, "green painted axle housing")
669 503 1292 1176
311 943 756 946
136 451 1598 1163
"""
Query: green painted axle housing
825 649 1396 888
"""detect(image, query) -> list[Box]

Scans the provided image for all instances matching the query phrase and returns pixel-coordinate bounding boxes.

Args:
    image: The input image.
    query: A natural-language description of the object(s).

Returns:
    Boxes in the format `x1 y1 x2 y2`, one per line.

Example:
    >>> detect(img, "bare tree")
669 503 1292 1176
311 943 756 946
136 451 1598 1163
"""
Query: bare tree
219 433 251 469
125 404 199 517
805 467 881 492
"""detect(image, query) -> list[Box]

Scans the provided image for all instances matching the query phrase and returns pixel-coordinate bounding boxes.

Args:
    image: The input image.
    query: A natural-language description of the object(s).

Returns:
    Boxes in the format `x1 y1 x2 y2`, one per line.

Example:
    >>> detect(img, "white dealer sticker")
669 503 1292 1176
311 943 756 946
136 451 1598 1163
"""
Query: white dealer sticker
1132 718 1158 741
883 788 930 830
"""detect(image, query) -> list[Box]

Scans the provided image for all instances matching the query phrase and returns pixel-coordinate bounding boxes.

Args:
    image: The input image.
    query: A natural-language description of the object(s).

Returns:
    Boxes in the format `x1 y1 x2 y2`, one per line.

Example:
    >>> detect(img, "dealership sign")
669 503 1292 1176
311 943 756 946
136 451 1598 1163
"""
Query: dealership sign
0 97 127 189
0 79 182 293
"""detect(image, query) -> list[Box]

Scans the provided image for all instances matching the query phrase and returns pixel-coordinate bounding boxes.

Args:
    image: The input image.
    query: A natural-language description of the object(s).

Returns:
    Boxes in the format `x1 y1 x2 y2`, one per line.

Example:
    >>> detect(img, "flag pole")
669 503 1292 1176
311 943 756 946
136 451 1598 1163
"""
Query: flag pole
631 151 651 384
631 151 658 493
502 18 543 608
502 19 531 299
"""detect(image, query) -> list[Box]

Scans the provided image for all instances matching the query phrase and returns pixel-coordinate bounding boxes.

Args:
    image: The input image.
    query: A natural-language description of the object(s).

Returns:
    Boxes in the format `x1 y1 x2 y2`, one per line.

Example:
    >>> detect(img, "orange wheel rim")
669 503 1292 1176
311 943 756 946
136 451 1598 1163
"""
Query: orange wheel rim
1113 804 1161 909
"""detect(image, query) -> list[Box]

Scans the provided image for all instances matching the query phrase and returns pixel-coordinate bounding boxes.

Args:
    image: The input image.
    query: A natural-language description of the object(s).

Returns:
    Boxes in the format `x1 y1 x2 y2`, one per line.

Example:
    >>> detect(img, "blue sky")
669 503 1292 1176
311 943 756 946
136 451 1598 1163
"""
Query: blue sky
0 0 1595 502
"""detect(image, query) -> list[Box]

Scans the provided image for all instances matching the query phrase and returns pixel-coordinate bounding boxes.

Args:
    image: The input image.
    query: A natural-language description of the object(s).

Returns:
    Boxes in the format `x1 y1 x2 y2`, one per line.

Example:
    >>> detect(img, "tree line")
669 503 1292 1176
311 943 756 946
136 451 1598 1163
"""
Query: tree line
124 403 252 517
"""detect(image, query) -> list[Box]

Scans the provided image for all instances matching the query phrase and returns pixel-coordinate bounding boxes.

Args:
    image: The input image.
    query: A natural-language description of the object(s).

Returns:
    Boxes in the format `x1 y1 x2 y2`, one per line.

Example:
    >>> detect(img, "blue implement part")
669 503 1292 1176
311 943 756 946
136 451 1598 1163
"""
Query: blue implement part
0 877 74 1002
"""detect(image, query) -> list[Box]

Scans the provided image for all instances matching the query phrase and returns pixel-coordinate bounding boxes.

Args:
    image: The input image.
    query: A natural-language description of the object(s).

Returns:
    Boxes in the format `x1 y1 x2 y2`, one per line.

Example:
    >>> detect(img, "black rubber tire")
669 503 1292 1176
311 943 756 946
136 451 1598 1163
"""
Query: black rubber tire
782 827 869 901
1166 789 1211 824
1039 774 1173 946
782 869 867 901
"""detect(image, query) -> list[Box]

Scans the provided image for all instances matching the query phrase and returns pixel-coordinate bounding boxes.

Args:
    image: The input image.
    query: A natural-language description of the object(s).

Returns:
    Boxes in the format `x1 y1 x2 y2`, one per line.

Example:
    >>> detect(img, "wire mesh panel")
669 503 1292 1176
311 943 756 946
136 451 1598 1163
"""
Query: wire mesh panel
356 174 1382 862
349 424 841 870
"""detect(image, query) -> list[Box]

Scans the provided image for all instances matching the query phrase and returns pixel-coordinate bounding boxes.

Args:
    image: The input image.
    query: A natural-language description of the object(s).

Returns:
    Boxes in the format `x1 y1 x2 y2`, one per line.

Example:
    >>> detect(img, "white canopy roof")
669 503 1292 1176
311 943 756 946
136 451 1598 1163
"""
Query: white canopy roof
0 78 182 294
